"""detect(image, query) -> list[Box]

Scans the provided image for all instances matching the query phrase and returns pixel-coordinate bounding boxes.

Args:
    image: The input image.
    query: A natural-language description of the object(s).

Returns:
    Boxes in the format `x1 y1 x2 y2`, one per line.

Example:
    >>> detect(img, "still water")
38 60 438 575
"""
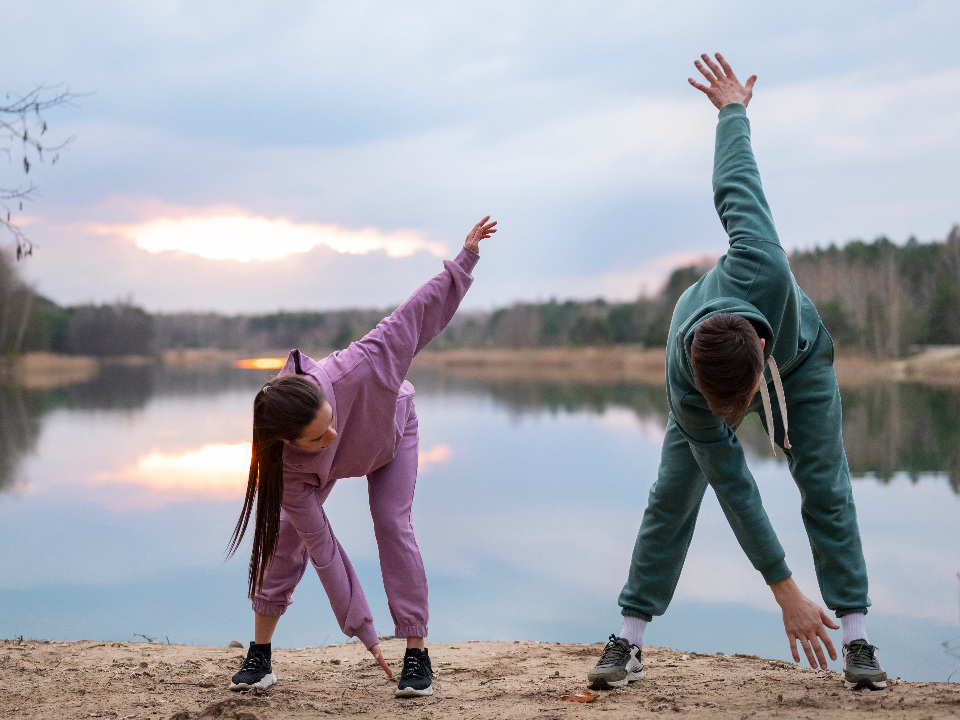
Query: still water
1 363 958 682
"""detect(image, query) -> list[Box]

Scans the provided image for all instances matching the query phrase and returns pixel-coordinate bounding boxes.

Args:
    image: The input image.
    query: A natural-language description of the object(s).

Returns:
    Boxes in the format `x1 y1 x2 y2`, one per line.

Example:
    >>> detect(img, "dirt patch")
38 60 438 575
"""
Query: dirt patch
2 638 956 719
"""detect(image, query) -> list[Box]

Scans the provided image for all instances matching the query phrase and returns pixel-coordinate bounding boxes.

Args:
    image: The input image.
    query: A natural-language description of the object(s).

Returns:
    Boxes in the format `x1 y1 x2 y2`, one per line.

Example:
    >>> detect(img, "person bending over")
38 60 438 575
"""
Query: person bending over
587 54 886 692
226 217 497 698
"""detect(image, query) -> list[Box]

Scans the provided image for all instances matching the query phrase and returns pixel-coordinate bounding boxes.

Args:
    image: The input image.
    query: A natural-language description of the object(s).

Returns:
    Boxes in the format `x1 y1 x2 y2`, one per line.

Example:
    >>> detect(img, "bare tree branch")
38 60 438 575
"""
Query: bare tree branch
2 84 87 260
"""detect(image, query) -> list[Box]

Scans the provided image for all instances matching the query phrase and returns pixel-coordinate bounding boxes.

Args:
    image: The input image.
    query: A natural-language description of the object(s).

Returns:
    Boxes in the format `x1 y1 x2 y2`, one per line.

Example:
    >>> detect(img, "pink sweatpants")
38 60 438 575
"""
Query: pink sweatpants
252 405 428 647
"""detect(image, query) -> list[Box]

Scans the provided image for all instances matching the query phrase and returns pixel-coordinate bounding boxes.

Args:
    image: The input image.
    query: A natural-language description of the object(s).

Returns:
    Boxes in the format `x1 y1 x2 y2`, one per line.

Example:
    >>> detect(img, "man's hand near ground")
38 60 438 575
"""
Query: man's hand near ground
770 577 839 669
688 52 757 109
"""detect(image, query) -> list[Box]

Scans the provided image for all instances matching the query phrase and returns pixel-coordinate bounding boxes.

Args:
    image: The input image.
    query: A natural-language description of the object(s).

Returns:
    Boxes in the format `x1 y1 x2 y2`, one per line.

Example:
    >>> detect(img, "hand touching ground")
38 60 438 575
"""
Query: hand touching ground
688 52 757 110
770 577 839 669
464 216 497 255
370 643 393 679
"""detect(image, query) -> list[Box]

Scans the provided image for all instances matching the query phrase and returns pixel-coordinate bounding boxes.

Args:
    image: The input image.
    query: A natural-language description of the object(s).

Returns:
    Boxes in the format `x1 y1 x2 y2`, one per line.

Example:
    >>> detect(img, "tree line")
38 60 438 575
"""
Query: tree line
2 225 959 359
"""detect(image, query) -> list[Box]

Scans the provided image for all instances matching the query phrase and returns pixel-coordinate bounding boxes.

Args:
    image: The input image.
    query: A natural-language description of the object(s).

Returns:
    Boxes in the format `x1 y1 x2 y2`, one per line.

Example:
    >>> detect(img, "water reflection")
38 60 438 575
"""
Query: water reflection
4 366 960 494
1 364 958 682
407 369 960 493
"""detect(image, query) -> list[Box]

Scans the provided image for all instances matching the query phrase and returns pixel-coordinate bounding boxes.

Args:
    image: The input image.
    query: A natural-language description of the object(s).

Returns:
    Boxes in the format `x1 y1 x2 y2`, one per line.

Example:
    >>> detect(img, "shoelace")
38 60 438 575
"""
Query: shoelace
847 642 878 668
598 635 630 665
402 654 427 679
240 652 268 672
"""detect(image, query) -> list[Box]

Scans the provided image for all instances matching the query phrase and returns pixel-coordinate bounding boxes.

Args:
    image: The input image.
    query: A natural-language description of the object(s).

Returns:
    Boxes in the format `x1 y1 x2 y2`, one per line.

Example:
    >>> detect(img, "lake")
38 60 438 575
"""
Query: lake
1 361 958 683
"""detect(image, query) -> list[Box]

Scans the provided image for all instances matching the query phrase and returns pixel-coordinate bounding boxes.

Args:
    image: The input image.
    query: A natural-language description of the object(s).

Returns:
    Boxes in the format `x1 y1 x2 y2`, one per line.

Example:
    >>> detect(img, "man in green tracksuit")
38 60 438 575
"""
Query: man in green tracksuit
587 53 887 692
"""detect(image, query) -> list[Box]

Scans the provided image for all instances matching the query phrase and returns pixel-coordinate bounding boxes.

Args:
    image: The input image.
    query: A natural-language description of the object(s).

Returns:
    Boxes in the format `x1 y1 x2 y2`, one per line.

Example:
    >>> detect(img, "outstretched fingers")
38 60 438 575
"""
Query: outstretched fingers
694 59 717 84
715 52 736 80
701 53 725 81
788 633 802 664
688 77 711 94
477 217 497 238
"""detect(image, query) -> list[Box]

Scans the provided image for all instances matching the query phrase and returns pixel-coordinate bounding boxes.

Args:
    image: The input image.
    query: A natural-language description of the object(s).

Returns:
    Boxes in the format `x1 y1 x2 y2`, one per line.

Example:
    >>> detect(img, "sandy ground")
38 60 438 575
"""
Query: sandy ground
2 638 957 720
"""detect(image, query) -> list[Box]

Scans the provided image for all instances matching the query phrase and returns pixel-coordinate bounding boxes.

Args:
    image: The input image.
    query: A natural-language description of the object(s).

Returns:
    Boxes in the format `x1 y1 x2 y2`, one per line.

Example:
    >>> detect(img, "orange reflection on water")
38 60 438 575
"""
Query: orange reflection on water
88 442 454 508
93 443 252 499
233 358 286 370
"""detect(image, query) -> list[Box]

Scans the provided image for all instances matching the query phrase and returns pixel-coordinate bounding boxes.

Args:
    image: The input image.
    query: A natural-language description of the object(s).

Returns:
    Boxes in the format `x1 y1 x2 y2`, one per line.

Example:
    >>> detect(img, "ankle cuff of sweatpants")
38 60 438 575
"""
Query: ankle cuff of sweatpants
835 607 869 618
395 624 428 639
621 610 653 623
251 599 288 617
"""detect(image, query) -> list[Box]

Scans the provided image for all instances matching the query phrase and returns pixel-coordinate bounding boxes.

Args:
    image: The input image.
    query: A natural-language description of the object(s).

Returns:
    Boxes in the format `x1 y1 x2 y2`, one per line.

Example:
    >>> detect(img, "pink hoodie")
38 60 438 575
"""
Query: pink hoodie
265 246 479 646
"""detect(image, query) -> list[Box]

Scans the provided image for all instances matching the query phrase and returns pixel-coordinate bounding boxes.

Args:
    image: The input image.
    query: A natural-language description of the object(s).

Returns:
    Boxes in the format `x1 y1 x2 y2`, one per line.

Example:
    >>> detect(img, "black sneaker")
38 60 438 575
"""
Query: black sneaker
395 647 433 697
588 634 644 690
229 642 277 691
843 640 887 690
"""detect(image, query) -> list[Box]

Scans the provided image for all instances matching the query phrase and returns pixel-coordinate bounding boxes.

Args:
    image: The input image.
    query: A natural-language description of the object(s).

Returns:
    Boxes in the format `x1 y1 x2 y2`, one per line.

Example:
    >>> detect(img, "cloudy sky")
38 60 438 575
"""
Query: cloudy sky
4 1 960 312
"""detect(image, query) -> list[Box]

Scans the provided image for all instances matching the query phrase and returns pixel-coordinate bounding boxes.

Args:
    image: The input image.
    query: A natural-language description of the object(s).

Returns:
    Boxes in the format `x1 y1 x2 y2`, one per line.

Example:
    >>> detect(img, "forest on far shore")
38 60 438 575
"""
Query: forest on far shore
2 225 959 360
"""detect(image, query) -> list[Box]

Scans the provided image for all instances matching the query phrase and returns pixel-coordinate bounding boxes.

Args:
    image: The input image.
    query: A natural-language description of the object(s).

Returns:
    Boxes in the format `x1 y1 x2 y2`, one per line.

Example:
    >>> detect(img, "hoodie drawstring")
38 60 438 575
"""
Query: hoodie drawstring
757 356 791 457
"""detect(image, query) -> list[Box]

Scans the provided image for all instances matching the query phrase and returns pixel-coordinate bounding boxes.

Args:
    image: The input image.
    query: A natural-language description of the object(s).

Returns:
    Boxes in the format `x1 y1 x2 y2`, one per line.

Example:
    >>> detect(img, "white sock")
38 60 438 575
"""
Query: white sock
620 616 648 649
840 613 868 646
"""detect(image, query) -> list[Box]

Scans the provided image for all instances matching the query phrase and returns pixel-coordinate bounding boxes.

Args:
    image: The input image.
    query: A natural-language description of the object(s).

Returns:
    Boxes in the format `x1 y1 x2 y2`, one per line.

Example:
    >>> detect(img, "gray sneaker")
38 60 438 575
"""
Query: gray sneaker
588 635 644 690
843 640 887 690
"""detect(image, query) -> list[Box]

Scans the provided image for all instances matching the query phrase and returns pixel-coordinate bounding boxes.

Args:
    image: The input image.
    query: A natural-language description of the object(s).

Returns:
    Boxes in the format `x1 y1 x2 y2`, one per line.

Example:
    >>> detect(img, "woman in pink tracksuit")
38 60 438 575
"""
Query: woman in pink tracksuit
226 217 497 697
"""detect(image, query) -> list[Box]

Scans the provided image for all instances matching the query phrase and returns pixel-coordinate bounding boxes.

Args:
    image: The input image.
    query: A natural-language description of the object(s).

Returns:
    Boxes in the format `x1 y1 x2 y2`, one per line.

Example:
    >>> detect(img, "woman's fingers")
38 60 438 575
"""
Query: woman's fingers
370 644 393 679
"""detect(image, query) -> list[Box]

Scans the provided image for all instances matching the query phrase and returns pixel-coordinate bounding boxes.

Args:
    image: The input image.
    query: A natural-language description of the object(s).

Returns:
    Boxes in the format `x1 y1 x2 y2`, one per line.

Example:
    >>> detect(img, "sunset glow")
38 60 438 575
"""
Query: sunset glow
92 443 252 498
234 358 286 370
95 214 448 262
91 442 454 499
418 444 452 471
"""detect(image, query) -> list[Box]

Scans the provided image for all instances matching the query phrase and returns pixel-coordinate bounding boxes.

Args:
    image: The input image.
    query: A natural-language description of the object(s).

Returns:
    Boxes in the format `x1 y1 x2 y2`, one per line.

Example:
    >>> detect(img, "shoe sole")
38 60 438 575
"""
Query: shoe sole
395 684 433 698
588 669 645 690
845 678 887 691
229 673 277 691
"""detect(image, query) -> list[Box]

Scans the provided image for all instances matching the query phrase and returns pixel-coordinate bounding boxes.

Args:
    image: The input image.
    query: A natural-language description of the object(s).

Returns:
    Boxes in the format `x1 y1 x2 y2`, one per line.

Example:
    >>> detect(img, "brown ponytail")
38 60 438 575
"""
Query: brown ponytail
226 374 325 598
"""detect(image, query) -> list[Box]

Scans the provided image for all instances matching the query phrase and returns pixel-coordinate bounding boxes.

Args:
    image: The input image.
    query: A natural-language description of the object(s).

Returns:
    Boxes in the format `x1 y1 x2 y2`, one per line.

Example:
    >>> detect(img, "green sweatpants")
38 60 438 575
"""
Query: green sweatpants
618 325 870 621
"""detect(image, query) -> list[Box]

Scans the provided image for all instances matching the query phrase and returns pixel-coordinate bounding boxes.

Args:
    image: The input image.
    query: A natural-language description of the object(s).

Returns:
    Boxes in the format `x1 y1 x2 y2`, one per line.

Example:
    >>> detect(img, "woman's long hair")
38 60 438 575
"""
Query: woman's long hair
226 374 325 598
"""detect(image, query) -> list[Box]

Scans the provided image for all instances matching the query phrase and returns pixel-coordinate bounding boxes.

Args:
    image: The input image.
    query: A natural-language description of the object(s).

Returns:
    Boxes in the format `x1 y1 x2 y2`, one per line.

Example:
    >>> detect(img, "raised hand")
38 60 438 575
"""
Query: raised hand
464 216 497 255
688 52 757 110
369 643 394 679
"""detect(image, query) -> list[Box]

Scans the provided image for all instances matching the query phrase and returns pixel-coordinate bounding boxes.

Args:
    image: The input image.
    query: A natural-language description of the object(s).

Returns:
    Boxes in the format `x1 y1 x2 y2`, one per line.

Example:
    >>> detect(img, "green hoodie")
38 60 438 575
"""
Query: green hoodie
619 103 869 622
666 103 822 584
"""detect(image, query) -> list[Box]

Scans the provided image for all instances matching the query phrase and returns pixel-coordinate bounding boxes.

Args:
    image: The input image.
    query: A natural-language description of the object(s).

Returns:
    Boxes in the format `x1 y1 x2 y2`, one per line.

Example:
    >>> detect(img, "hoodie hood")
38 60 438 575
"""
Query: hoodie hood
277 348 340 472
673 297 775 391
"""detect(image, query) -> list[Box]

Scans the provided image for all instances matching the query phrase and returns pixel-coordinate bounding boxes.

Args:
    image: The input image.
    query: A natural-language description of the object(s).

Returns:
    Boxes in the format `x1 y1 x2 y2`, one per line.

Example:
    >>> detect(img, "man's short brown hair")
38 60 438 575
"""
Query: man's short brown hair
690 313 764 427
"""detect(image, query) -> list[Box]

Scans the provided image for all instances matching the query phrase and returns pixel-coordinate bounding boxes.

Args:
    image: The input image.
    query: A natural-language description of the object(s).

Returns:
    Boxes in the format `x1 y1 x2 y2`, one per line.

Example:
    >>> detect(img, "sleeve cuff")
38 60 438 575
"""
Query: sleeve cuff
455 245 480 274
718 103 747 120
357 622 380 650
760 558 792 586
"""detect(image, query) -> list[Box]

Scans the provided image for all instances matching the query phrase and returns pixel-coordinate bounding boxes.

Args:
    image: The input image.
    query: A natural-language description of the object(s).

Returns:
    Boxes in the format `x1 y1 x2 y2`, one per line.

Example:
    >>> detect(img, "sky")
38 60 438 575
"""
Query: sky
3 1 960 313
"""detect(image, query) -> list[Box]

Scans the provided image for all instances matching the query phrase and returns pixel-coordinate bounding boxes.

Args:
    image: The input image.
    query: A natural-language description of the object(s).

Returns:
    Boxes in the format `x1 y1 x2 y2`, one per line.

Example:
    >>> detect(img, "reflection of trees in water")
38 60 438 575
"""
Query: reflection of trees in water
0 365 268 493
0 384 45 491
4 365 960 495
841 383 960 493
407 370 670 422
411 371 960 494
